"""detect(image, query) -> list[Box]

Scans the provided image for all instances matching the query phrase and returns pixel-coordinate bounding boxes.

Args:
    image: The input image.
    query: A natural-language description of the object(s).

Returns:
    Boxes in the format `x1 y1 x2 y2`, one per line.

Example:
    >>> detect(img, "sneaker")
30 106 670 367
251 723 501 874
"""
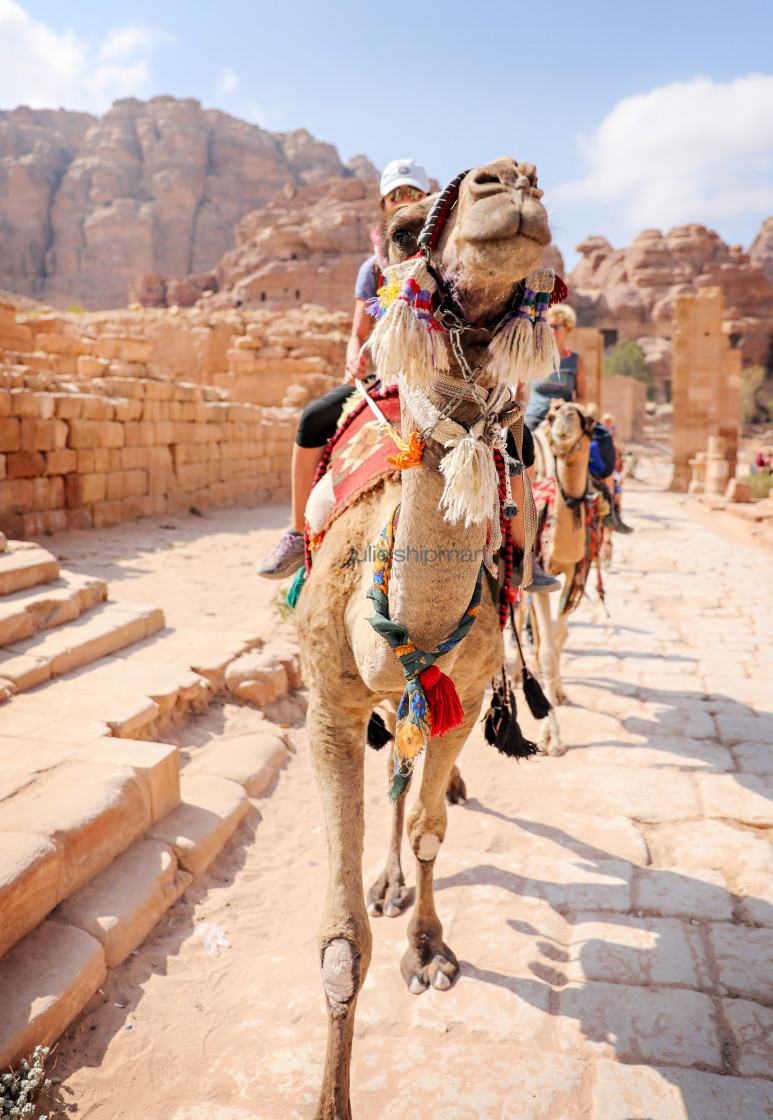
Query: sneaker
257 529 305 579
602 507 634 534
514 553 561 594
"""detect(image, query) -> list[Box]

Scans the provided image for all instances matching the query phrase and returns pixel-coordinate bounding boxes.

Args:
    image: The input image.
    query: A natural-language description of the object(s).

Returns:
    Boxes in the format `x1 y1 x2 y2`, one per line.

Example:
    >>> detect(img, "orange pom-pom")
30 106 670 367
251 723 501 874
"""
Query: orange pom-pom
387 430 425 470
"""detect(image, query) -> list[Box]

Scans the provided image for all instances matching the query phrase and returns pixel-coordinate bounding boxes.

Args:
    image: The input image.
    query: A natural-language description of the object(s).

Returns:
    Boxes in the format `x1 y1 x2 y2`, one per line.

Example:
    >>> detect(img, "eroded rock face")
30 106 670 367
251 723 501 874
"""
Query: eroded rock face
569 221 773 368
0 97 354 311
199 175 382 313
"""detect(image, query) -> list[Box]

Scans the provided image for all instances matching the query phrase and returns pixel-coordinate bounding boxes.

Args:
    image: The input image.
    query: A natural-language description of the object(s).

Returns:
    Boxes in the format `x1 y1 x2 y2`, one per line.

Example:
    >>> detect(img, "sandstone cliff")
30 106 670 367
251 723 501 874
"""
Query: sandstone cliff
568 221 773 370
0 97 367 311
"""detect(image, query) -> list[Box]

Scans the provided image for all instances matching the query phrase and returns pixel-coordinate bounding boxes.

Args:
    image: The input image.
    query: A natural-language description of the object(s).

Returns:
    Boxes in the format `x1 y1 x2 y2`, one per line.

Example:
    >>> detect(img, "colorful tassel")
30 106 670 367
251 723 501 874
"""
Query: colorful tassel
419 664 464 736
550 275 569 306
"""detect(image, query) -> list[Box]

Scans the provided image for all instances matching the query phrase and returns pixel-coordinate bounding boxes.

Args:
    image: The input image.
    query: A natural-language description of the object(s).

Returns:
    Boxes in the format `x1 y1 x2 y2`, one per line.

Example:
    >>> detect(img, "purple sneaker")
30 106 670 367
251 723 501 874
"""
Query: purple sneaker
257 529 305 580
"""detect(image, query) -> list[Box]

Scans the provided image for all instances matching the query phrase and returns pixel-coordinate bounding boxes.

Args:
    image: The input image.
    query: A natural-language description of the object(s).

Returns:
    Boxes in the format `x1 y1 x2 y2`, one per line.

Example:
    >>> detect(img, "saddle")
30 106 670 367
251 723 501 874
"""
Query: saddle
303 383 519 629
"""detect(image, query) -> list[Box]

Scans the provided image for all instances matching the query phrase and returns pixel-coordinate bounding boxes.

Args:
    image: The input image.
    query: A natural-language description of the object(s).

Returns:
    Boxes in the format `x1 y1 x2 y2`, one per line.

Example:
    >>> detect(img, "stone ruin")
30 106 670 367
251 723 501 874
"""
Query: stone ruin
0 299 348 538
568 222 773 400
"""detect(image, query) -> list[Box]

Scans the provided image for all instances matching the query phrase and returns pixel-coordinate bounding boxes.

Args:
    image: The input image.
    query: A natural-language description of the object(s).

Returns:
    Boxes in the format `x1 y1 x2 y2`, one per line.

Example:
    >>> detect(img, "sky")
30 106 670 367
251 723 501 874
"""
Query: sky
2 0 772 269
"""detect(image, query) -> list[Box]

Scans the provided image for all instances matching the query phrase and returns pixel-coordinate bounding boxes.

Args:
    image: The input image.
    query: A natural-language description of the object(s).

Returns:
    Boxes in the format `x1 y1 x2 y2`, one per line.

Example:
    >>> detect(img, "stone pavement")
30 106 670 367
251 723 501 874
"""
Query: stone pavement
35 467 773 1119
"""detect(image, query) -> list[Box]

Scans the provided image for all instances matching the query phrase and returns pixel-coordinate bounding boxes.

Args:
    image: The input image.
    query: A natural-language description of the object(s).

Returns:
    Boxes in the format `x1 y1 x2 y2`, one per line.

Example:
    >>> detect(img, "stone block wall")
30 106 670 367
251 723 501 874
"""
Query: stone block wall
601 376 647 442
0 378 294 538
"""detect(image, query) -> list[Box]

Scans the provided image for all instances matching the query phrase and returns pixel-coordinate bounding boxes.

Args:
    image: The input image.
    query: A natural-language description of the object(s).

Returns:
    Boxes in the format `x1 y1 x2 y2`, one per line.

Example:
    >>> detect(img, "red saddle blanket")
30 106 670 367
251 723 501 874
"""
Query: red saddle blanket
306 387 402 545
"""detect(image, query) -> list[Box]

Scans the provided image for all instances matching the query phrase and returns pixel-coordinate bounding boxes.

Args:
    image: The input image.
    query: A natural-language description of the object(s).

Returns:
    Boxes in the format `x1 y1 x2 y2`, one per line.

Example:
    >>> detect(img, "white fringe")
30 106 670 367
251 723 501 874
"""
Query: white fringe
401 380 499 528
439 423 498 527
368 257 448 387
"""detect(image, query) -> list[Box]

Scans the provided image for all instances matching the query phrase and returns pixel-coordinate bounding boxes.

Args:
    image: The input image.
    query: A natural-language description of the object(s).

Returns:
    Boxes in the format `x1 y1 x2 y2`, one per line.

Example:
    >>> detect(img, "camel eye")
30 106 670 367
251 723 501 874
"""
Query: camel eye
392 229 415 250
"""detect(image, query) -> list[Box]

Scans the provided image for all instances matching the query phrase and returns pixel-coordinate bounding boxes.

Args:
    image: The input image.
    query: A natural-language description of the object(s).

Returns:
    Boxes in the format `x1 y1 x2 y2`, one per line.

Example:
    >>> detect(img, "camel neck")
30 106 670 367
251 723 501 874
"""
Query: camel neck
385 400 489 655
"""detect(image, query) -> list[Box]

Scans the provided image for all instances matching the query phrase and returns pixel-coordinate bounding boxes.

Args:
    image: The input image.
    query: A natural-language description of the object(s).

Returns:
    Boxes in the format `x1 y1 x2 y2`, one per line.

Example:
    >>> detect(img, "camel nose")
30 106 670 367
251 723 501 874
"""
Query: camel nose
467 159 528 202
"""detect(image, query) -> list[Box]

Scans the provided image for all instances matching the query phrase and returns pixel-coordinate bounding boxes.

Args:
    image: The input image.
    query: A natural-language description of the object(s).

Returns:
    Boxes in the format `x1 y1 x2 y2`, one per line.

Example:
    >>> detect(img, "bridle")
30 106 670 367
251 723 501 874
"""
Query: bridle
544 404 593 526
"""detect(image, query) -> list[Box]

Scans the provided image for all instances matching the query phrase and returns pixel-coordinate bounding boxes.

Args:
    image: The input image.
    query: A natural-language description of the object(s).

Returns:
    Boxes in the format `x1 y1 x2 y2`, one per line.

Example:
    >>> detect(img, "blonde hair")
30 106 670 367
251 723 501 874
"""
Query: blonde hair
546 303 577 330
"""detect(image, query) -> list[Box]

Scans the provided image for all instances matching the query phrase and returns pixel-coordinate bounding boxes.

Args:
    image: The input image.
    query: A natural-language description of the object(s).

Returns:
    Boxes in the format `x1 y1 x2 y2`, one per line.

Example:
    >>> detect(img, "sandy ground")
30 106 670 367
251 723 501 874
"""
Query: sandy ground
30 459 773 1120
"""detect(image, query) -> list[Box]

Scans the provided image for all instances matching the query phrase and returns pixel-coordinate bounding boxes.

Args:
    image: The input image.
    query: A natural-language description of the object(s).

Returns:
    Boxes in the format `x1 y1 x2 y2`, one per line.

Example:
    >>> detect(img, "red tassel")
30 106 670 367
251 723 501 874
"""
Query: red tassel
549 275 569 306
420 665 464 736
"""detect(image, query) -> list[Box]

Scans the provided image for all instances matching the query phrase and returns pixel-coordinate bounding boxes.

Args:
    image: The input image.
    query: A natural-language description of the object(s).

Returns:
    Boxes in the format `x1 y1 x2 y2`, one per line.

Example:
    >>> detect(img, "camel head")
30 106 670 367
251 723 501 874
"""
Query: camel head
380 157 551 327
546 401 596 460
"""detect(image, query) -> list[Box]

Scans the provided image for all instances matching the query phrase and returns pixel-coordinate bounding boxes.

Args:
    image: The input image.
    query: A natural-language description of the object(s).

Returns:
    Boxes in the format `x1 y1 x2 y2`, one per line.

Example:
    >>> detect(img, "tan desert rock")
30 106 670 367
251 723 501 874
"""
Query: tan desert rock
0 98 353 310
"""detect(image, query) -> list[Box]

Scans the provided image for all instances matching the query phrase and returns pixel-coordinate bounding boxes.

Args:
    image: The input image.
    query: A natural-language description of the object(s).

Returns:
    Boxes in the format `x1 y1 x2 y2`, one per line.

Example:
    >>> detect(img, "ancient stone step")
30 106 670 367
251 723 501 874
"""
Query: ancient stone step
0 540 59 596
0 920 105 1071
0 600 164 692
0 741 179 958
0 570 107 648
51 837 192 968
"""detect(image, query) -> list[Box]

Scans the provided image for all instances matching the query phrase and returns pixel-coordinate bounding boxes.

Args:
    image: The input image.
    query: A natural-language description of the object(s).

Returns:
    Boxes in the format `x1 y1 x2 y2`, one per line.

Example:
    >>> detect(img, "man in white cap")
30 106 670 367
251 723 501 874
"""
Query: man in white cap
258 160 431 580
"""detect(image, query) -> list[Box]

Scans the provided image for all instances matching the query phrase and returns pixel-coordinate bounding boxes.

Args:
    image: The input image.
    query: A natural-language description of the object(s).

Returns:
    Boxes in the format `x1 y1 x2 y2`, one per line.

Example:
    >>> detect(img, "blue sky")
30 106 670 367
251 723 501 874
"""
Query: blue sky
3 0 772 268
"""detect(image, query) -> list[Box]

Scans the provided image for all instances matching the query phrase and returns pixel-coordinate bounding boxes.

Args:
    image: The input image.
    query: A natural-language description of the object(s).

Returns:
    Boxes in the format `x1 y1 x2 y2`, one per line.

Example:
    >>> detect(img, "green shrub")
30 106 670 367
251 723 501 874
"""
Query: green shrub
65 302 86 314
0 1046 51 1118
739 472 773 500
739 365 767 426
603 340 655 398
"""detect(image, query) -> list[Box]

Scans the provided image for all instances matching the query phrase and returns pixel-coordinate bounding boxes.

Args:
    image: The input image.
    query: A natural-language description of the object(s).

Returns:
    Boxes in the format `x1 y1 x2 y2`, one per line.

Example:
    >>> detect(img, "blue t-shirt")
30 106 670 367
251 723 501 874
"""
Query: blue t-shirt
354 255 382 302
524 351 579 430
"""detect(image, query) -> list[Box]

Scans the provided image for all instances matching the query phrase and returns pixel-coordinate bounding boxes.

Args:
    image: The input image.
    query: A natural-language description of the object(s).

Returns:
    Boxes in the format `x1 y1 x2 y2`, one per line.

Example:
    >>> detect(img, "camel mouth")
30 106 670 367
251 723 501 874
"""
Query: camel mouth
459 192 550 248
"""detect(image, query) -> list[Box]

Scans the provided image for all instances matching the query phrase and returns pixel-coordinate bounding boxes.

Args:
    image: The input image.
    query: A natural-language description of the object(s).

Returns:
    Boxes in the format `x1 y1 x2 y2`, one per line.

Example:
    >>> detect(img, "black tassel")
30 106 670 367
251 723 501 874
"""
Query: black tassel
482 668 538 760
367 711 392 750
522 667 553 720
509 604 553 720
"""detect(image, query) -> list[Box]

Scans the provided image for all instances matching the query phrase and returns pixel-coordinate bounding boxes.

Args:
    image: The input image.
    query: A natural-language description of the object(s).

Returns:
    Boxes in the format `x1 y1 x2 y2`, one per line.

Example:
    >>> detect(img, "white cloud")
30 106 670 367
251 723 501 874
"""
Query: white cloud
550 73 773 245
0 0 170 112
218 67 238 96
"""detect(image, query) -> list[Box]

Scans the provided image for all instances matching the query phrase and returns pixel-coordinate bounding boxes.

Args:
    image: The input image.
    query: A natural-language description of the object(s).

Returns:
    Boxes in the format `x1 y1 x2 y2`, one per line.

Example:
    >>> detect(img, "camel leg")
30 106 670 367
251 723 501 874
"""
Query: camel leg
367 740 410 918
308 699 372 1120
531 593 564 756
553 574 574 706
400 702 480 994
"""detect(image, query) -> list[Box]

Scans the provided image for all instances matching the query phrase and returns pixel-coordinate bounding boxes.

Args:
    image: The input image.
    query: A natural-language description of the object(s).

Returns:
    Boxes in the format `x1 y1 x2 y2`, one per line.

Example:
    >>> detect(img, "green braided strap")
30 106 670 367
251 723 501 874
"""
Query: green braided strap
366 504 483 800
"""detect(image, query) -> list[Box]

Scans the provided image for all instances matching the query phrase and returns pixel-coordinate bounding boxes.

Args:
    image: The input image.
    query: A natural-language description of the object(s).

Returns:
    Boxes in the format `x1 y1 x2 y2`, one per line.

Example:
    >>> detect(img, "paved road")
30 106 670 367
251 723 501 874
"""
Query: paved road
46 467 773 1119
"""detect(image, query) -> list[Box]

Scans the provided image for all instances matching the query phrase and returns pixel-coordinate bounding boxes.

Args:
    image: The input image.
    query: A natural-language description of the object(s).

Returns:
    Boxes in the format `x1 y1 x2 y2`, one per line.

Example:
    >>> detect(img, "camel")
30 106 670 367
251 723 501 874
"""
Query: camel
527 400 596 754
295 157 556 1120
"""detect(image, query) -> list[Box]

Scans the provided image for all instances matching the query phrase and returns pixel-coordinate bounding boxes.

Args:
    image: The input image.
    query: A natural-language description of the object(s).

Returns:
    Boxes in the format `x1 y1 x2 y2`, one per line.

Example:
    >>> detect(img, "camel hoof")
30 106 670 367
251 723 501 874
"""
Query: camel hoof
367 872 410 918
402 944 458 994
445 766 467 805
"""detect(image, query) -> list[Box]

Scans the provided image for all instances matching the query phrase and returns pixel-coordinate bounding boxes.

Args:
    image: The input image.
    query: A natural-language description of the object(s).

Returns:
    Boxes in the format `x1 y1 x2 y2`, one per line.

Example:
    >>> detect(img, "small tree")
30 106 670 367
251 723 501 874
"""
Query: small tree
739 364 770 427
603 340 655 398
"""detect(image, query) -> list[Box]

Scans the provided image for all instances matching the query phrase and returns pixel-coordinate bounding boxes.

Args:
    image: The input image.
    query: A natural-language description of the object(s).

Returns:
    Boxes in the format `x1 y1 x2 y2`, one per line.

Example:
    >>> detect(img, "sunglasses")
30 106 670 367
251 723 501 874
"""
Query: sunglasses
385 185 426 203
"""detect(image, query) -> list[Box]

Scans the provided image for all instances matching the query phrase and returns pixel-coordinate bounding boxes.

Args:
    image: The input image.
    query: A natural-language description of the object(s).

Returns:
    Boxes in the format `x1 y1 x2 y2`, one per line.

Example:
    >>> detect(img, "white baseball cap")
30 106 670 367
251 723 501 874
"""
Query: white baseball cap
379 158 431 198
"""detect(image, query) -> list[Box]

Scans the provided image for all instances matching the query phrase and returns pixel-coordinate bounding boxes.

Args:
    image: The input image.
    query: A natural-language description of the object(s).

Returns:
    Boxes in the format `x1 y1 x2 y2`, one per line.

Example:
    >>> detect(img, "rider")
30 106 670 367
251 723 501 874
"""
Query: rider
257 159 431 579
524 303 632 533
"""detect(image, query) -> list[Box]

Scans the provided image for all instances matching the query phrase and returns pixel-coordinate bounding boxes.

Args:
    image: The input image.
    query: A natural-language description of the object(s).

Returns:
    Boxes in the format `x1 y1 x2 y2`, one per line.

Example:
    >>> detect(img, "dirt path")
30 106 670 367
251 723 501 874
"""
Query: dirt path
38 472 773 1120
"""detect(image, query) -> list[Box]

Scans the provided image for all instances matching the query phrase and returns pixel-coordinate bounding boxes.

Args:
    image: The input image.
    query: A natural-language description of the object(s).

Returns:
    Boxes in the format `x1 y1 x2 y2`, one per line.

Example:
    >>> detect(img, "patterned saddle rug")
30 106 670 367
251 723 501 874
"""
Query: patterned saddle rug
531 477 604 615
305 385 402 546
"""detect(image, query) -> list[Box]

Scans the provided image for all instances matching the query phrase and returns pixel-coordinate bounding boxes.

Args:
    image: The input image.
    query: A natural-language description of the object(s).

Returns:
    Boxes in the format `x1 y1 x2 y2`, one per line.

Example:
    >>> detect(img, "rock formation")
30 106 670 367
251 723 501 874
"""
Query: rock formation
568 222 773 381
0 98 369 311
